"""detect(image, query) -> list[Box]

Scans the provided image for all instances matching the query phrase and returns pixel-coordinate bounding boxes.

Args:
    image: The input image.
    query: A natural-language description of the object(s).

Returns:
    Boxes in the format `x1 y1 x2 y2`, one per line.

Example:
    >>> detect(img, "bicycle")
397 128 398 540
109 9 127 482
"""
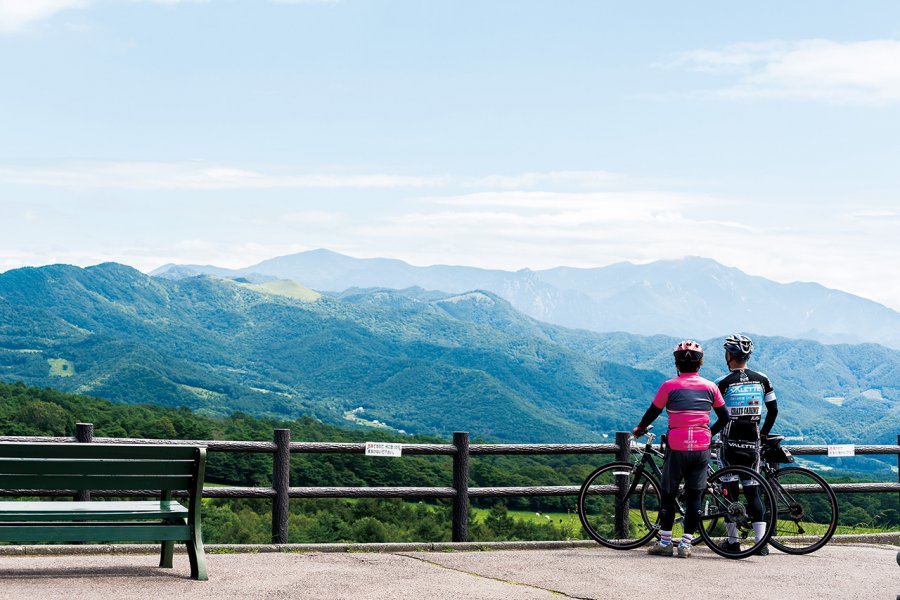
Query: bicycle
758 435 839 554
577 427 776 559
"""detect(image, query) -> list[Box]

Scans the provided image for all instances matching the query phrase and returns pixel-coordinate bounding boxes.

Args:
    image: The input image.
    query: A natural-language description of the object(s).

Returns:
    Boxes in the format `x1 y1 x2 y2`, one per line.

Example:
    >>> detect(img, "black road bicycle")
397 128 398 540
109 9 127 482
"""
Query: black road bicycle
577 428 776 559
758 435 839 554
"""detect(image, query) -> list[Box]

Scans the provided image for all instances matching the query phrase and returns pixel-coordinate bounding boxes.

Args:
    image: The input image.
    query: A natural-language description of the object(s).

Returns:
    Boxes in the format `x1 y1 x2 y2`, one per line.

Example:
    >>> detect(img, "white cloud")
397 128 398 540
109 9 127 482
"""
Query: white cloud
281 210 346 226
0 0 88 32
0 0 216 32
0 161 448 190
853 210 900 221
359 189 744 266
271 0 340 4
467 170 621 190
666 41 792 73
0 163 632 193
132 0 208 4
428 190 716 214
175 239 216 251
669 39 900 106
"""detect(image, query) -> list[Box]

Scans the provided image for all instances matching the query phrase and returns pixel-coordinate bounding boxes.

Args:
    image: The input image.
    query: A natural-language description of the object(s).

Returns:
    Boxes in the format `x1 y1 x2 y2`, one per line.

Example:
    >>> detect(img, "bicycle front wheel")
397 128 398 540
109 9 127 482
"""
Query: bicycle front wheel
768 466 838 554
577 462 662 550
698 465 776 559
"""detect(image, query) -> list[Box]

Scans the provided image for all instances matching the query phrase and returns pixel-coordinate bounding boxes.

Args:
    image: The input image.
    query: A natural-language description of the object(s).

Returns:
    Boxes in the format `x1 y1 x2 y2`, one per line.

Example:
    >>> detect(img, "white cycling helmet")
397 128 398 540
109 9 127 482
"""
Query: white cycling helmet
723 334 753 357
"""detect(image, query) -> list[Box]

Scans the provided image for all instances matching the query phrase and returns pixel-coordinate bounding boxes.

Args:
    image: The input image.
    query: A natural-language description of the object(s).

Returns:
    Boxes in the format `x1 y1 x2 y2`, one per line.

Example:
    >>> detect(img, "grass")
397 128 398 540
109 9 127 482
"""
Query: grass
177 383 225 401
47 358 74 378
471 507 586 540
833 522 897 535
471 507 580 528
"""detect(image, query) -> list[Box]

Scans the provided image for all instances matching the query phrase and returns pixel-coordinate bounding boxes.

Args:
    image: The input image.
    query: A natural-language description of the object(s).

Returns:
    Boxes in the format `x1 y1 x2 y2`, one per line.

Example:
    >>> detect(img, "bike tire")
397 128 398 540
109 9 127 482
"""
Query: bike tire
697 465 776 559
768 466 838 555
577 462 662 550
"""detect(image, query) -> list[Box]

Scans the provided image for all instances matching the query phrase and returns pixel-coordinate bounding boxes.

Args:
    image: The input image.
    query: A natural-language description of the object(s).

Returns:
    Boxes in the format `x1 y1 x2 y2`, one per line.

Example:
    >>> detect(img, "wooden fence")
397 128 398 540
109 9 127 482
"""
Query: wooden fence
1 425 899 543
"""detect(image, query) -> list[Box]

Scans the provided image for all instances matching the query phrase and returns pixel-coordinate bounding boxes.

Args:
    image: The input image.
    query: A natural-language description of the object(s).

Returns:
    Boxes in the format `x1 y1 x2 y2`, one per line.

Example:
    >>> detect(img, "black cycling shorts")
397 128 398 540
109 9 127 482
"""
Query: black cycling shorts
719 438 761 484
660 448 711 495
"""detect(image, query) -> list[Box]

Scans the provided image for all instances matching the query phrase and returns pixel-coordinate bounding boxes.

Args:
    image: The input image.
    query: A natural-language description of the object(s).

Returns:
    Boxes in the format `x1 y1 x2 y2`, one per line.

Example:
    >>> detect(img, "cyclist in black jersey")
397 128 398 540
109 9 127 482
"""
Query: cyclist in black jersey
710 333 779 555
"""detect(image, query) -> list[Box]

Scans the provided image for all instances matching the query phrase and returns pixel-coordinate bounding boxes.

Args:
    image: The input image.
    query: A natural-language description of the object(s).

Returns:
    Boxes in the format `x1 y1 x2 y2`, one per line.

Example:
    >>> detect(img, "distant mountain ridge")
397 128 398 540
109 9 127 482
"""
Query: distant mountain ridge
3 263 900 465
152 250 900 349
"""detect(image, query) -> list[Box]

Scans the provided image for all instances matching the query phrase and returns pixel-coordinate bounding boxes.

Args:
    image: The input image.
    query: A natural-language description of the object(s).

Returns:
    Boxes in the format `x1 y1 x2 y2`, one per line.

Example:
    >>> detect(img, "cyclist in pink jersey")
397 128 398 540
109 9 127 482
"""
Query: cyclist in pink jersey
632 340 728 558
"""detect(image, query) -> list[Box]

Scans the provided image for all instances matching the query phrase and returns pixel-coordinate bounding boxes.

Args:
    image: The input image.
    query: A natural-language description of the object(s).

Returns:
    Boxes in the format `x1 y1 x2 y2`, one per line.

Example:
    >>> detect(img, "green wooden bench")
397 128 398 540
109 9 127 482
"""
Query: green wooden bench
0 442 208 580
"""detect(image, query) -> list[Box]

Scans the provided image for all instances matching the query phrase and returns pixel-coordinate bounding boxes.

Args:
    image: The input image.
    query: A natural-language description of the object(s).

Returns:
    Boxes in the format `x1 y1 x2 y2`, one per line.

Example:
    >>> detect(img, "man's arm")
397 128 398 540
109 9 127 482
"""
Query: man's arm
710 405 729 436
760 399 778 436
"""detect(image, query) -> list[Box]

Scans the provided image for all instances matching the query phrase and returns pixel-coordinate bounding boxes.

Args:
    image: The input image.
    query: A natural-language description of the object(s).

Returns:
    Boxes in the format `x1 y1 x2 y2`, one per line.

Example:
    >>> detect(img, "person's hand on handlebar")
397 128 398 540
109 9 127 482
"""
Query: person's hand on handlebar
631 426 647 438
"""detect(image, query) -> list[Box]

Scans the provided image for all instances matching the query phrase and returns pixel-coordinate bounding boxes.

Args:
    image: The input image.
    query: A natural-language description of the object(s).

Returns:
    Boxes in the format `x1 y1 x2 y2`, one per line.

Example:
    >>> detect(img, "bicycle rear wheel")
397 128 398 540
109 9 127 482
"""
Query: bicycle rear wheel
768 466 838 554
577 462 661 550
698 465 776 559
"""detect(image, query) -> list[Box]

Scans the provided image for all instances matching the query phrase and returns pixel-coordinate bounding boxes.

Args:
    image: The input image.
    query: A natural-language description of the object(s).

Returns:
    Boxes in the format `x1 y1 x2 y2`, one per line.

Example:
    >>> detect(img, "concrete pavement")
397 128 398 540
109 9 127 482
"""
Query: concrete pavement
0 543 895 600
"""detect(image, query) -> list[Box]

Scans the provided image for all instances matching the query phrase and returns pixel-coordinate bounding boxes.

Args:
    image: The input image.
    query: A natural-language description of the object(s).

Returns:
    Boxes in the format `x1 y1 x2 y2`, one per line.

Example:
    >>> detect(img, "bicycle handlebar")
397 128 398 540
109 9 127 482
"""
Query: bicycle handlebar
632 424 654 438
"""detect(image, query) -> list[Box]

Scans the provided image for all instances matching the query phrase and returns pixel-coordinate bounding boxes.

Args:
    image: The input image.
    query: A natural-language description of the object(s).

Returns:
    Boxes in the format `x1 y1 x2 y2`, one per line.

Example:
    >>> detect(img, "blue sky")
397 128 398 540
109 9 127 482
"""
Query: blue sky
1 1 900 309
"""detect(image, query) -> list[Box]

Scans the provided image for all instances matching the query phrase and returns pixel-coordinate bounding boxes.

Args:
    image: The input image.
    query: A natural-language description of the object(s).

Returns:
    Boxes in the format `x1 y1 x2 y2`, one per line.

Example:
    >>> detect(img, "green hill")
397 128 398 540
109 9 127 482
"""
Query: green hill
0 264 659 442
0 262 897 465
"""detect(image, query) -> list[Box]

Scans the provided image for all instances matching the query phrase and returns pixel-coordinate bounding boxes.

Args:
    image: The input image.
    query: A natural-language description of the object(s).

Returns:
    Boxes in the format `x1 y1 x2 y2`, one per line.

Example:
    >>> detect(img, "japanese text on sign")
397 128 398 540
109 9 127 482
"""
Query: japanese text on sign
827 444 855 457
365 442 403 457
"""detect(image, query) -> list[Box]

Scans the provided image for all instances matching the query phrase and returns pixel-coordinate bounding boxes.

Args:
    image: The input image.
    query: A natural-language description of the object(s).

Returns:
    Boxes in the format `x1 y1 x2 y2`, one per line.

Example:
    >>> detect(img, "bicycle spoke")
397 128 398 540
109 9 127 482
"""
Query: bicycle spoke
768 467 838 554
698 466 776 559
578 462 661 550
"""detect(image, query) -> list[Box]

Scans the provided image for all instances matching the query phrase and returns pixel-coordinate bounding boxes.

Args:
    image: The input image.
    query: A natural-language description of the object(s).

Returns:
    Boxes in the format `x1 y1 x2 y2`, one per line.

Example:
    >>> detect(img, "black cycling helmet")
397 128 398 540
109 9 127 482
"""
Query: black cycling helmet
723 334 753 358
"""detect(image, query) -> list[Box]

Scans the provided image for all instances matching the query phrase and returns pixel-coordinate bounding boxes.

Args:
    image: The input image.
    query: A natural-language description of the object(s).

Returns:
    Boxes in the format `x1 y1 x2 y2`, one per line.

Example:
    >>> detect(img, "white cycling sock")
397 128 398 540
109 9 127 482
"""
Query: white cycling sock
753 521 767 542
726 522 738 544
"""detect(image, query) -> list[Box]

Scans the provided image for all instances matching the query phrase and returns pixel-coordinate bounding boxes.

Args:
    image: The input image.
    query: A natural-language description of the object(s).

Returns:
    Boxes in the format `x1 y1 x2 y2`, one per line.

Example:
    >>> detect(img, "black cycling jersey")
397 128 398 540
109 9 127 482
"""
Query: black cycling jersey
714 368 777 443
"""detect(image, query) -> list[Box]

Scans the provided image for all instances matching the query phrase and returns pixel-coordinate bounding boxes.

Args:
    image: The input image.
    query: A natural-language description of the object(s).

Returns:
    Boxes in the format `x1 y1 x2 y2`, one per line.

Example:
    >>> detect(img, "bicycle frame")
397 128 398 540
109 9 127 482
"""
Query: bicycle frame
627 434 760 546
630 433 719 533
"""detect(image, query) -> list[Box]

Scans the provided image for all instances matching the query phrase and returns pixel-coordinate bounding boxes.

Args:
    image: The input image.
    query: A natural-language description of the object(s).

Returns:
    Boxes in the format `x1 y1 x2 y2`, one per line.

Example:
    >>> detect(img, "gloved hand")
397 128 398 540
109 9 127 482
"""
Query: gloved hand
631 426 646 438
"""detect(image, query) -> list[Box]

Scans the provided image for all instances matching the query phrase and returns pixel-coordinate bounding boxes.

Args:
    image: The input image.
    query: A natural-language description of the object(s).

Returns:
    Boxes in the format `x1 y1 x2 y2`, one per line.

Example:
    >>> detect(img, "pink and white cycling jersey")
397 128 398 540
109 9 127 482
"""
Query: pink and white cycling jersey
652 373 725 451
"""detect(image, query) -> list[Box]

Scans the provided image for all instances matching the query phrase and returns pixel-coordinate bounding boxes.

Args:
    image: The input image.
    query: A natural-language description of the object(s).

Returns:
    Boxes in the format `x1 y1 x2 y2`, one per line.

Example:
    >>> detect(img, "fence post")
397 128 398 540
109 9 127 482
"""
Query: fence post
614 431 631 539
272 428 291 544
75 423 94 502
452 431 470 542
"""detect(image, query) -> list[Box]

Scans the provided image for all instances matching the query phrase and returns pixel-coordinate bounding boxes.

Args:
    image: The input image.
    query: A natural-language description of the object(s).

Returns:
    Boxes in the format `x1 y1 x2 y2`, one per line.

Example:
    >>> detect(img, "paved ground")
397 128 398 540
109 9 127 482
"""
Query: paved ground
0 544 896 600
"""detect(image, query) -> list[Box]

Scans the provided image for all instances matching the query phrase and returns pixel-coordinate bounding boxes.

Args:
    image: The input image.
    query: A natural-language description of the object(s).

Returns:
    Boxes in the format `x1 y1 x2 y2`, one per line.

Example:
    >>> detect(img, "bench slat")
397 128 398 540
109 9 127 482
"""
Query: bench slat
0 524 192 543
0 443 199 461
0 474 193 491
0 459 195 476
0 500 188 521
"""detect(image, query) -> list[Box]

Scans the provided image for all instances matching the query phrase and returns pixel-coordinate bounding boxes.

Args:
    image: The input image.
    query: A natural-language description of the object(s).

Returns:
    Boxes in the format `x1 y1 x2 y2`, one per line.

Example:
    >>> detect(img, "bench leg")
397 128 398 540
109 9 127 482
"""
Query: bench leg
186 536 208 581
159 540 174 568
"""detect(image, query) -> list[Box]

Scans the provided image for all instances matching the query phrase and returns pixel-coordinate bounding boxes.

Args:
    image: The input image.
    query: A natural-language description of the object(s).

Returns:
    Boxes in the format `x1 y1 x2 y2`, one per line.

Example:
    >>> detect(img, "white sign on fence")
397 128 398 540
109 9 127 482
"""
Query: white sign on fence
827 444 855 457
365 442 403 457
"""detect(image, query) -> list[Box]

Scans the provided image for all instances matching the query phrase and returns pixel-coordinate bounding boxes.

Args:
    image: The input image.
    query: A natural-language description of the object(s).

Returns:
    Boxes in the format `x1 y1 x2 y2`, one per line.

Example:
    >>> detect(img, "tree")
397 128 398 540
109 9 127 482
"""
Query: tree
16 400 69 435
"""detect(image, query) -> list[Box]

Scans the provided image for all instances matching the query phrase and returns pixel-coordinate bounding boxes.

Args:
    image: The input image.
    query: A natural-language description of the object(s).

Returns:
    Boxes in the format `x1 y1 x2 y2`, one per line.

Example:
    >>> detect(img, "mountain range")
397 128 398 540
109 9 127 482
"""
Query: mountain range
1 262 899 473
152 250 900 350
0 263 655 442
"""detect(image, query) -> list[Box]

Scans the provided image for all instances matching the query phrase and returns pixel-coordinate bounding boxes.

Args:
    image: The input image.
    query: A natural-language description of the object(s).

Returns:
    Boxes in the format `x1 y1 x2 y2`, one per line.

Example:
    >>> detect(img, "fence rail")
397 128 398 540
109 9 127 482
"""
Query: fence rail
1 424 898 543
